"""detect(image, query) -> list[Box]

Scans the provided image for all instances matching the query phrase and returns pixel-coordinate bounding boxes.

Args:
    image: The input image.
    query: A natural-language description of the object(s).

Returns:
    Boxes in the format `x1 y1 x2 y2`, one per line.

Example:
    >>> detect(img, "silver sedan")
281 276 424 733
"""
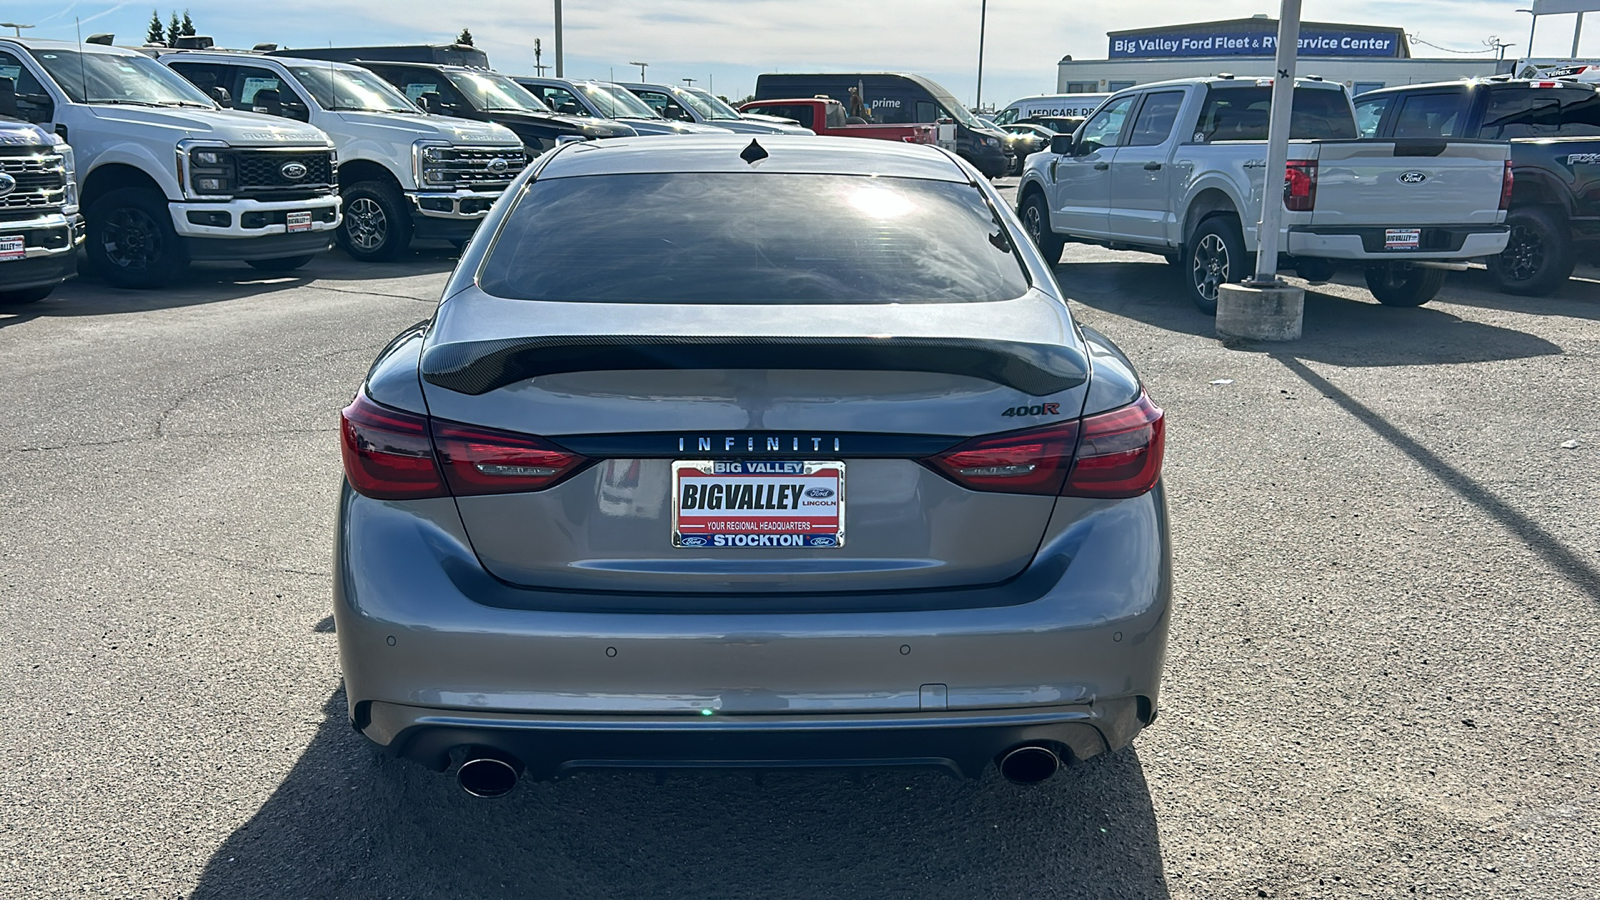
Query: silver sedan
334 134 1172 797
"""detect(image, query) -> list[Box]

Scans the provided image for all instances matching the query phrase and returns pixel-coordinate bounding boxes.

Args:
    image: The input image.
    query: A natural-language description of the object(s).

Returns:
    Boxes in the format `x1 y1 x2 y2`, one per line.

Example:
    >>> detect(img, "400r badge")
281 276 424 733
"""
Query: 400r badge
1001 403 1061 417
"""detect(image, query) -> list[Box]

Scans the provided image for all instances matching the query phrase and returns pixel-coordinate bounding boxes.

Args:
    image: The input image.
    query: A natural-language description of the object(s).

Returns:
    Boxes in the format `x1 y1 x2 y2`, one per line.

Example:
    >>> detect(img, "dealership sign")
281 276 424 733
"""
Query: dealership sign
1110 29 1400 59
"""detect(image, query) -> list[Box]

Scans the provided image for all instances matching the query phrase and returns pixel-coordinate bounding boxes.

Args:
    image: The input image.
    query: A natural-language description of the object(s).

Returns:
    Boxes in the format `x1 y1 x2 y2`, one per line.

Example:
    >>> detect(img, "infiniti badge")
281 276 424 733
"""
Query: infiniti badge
280 161 308 180
0 172 14 197
1399 171 1427 184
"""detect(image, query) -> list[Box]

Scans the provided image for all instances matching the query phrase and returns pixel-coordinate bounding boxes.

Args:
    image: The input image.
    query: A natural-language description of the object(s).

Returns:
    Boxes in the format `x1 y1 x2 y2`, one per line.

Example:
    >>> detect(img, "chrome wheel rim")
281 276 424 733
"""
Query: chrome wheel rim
101 207 162 271
1022 203 1044 247
345 197 388 251
1192 233 1229 302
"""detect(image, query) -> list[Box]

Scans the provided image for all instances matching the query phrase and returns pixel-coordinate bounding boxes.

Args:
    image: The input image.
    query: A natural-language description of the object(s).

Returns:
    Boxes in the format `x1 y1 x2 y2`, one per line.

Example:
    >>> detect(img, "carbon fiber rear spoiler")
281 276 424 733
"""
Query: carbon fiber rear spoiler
421 334 1088 396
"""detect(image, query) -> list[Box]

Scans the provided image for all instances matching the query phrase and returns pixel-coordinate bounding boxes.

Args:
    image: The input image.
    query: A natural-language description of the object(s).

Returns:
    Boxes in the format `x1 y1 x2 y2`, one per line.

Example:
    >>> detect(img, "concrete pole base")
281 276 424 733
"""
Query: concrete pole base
1216 281 1305 342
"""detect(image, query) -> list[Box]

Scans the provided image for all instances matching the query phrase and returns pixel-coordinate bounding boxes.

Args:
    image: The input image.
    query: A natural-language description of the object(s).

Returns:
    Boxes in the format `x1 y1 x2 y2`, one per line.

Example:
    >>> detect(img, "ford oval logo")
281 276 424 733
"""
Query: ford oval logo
487 157 510 175
0 172 14 197
280 161 308 180
810 537 837 547
679 536 708 547
805 487 835 499
1399 171 1427 184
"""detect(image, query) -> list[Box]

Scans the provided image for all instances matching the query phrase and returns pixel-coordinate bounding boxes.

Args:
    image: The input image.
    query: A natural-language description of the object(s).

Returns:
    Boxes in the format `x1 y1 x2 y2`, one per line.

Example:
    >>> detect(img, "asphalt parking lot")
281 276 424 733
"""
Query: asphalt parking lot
2 196 1598 898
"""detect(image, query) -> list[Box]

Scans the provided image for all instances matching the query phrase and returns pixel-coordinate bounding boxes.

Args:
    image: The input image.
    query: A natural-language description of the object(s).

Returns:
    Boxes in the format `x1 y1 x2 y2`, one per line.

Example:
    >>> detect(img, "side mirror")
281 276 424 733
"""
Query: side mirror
417 91 444 114
205 85 232 107
1049 133 1075 155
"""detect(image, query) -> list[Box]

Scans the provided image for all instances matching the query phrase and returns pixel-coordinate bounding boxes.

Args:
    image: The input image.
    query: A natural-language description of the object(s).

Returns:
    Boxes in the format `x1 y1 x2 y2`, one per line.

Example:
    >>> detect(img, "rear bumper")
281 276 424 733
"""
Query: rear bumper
1286 224 1510 260
333 482 1173 778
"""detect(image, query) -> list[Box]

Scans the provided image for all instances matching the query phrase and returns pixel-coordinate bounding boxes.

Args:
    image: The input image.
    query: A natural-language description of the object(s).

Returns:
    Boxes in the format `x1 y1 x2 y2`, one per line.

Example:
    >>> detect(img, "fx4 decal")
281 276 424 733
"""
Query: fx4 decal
1001 403 1060 417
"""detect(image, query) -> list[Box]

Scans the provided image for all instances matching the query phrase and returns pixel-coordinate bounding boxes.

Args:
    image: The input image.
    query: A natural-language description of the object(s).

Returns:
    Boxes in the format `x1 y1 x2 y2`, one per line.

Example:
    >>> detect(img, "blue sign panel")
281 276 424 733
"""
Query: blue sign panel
1110 30 1400 59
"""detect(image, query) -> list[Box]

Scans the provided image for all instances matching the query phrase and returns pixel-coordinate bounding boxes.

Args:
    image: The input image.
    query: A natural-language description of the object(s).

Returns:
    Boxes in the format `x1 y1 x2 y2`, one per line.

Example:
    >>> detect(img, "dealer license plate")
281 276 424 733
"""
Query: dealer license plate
286 211 313 233
0 235 24 261
672 460 844 549
1384 228 1421 250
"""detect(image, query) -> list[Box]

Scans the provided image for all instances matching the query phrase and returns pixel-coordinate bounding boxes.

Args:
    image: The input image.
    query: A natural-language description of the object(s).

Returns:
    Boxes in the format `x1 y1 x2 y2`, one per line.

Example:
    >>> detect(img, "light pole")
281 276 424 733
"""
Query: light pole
630 61 648 81
553 0 563 77
1517 8 1537 61
682 77 696 87
975 0 988 111
0 22 34 37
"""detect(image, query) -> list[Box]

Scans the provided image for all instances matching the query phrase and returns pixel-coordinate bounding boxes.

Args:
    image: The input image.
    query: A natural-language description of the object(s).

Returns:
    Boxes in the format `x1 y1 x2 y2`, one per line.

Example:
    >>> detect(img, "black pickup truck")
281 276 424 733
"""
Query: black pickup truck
1355 79 1600 295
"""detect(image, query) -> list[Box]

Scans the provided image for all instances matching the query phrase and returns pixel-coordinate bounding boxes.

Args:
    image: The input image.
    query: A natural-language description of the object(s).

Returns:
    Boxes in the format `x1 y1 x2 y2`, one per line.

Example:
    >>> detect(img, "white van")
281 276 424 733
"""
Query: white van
995 93 1111 126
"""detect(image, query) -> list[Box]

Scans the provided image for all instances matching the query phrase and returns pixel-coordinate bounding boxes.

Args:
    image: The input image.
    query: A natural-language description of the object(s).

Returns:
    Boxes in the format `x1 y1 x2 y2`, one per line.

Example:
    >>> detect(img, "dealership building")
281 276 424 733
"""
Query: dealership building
1057 17 1510 97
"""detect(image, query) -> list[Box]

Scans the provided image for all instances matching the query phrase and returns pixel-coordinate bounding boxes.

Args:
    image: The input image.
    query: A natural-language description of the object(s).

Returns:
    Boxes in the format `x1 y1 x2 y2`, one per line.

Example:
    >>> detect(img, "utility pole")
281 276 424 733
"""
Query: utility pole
553 0 563 77
975 0 988 110
1574 12 1586 57
630 61 648 81
0 22 34 37
533 38 547 76
682 77 696 87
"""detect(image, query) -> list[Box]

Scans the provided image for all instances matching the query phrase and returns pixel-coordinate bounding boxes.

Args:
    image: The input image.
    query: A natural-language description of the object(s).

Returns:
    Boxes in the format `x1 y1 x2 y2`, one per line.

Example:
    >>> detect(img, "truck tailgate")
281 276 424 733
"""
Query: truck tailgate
1309 141 1508 228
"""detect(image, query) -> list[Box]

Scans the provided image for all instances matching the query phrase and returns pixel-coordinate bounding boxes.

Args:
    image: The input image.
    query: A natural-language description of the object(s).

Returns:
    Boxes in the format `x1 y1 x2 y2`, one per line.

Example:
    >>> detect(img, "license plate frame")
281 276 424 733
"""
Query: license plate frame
671 459 845 549
0 235 24 261
285 211 313 233
1384 227 1421 251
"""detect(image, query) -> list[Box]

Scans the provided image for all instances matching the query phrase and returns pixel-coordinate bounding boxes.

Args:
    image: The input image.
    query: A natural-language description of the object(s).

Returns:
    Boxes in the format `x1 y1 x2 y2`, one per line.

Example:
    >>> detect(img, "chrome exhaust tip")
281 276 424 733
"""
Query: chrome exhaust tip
997 744 1061 785
457 749 520 798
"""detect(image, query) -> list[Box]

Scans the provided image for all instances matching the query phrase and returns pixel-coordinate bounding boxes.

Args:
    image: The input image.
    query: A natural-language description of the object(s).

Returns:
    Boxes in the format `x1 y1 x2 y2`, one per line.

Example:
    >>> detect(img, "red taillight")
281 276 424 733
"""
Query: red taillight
339 391 588 499
1500 160 1514 211
340 392 447 500
431 421 588 495
1063 393 1165 499
1284 159 1317 212
924 392 1165 498
925 420 1080 495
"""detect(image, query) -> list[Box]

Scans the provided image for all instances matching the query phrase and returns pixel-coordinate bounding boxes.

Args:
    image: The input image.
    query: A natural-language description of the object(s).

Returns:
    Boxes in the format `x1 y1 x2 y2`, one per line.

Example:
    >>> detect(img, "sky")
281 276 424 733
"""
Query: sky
4 0 1583 108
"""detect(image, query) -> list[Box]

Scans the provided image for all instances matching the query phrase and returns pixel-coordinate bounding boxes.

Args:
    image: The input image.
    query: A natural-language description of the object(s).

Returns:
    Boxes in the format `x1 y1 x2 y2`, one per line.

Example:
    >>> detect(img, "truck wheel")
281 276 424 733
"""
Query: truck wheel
1364 264 1445 307
338 180 413 262
1184 216 1246 315
246 254 315 272
1019 192 1064 265
0 285 53 304
87 187 189 289
1486 206 1575 296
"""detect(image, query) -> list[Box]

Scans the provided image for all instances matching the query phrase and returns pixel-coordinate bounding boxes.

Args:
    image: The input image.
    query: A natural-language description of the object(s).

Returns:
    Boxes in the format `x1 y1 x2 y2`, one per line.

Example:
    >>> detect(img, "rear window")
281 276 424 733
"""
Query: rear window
478 173 1031 304
1480 86 1600 138
1193 86 1357 141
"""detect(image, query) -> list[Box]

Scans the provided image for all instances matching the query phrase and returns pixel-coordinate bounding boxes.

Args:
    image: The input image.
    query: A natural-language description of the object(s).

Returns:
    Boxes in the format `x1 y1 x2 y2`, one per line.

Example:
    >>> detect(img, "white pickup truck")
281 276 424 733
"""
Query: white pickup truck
1016 76 1514 310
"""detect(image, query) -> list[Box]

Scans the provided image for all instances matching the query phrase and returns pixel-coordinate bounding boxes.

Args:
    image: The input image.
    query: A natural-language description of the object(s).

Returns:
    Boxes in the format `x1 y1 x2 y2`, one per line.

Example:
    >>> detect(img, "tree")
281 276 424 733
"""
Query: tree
456 28 474 46
166 12 180 46
146 10 164 44
180 10 196 37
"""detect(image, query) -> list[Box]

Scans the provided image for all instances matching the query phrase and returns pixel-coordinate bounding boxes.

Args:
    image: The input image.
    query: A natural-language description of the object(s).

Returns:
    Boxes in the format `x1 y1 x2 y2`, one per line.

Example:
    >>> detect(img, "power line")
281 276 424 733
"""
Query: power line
1408 35 1497 55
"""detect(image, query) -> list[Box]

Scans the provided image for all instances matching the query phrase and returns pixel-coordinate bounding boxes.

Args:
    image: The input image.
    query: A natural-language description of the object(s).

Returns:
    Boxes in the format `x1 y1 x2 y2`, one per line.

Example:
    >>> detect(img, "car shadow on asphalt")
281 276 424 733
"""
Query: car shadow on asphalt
1058 261 1566 367
0 249 459 331
189 693 1171 900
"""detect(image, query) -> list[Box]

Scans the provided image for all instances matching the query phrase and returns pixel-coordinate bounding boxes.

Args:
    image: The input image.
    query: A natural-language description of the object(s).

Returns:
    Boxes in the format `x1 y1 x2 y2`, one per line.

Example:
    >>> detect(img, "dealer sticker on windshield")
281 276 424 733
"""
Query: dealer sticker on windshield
1384 228 1421 250
672 460 844 549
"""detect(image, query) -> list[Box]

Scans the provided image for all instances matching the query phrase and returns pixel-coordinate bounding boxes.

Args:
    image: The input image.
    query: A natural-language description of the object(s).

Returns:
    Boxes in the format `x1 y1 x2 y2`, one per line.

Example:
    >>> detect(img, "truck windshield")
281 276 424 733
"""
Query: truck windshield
680 88 743 121
479 173 1030 304
287 65 417 113
32 49 211 107
447 71 550 113
578 83 661 119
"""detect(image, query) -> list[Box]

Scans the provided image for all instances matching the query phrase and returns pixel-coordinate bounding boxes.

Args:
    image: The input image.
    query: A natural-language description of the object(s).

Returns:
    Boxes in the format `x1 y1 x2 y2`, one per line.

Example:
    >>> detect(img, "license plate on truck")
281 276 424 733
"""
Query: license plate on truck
286 211 313 233
1385 228 1421 250
0 235 23 261
672 460 844 548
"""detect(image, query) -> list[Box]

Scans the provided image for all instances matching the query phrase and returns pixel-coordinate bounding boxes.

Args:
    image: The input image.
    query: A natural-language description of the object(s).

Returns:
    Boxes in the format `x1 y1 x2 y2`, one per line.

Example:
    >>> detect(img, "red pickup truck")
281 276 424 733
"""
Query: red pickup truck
738 98 936 144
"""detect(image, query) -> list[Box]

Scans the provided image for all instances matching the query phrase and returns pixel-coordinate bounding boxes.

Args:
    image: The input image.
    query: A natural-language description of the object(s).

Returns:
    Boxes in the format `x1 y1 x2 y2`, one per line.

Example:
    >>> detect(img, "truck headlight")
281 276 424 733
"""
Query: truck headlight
55 136 79 211
180 140 235 197
413 140 452 187
983 136 1001 148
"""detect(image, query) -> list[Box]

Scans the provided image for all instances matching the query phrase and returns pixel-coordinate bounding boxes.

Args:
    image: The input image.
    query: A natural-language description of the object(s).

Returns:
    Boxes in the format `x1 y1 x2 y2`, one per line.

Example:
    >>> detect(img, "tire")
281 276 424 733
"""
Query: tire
0 285 53 304
1018 191 1064 265
1294 257 1336 283
338 180 413 262
1364 264 1445 307
246 254 315 272
86 187 189 289
1184 216 1246 315
1486 205 1575 296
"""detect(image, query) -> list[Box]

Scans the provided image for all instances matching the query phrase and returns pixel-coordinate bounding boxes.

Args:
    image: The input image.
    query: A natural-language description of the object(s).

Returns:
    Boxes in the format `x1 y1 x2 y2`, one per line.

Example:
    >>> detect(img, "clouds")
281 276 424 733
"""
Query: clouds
28 0 1544 106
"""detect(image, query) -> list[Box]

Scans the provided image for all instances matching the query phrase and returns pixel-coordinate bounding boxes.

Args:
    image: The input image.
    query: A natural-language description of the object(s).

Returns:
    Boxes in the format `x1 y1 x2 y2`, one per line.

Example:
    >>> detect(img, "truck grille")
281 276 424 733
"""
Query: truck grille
234 148 336 199
0 153 67 213
423 146 528 190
